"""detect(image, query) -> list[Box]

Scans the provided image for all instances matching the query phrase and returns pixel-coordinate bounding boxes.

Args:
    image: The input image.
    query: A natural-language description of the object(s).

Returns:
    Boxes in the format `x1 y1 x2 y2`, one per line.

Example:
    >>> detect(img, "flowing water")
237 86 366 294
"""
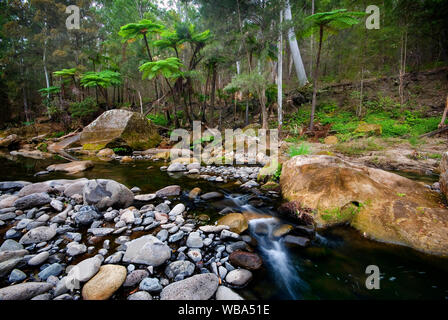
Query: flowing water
1 152 448 300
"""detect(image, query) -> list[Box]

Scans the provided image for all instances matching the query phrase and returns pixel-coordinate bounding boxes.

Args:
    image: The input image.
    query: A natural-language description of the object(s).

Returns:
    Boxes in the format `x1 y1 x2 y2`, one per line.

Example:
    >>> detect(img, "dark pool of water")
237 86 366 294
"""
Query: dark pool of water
1 154 448 300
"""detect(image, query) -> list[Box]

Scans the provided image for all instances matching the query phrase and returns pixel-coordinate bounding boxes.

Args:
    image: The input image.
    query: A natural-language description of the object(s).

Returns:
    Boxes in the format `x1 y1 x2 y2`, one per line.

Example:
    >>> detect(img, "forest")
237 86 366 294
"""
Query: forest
1 0 448 303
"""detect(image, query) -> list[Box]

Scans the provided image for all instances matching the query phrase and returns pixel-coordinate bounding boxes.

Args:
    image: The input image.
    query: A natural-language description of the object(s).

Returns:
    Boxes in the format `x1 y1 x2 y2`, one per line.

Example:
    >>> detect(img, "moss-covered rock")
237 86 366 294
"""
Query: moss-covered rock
354 123 382 136
80 110 161 151
280 155 448 256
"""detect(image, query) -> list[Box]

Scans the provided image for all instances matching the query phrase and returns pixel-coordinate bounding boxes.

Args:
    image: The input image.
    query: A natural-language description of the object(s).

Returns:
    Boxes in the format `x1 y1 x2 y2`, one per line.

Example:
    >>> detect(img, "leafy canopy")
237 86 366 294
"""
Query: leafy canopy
139 57 183 80
304 9 366 38
80 70 122 88
118 19 165 41
53 68 78 78
38 86 61 97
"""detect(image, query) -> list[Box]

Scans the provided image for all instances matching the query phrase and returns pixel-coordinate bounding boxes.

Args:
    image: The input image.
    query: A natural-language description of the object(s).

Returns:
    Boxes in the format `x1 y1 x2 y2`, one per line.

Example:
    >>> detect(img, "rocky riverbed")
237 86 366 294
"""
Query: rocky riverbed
0 168 313 300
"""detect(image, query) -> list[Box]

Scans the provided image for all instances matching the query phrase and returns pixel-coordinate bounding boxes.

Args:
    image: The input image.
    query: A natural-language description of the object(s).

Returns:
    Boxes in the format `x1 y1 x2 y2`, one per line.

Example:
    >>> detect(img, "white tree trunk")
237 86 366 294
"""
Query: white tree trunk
278 10 283 128
284 0 308 86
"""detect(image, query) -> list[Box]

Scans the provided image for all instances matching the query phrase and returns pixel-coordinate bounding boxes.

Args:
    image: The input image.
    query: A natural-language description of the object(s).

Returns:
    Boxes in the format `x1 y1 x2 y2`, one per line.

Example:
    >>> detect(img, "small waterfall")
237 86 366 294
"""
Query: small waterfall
249 218 307 300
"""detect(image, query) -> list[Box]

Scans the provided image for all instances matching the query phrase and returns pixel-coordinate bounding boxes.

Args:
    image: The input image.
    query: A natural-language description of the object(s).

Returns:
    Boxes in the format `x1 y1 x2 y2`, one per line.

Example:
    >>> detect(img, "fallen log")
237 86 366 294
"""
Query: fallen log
419 126 448 138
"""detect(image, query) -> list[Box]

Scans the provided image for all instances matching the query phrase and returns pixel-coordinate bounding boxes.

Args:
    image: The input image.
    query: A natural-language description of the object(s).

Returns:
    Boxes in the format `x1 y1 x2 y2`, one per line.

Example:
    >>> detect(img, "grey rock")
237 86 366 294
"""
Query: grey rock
123 235 171 266
123 269 149 287
186 232 203 248
215 285 244 300
167 163 187 172
169 203 185 216
9 269 27 283
155 185 181 198
31 293 53 300
139 277 162 292
168 231 185 243
127 291 152 300
88 228 114 236
19 226 57 245
73 205 99 225
14 193 52 210
50 199 64 212
67 256 101 283
83 179 134 210
165 260 195 279
0 239 24 252
155 203 170 214
200 192 224 201
38 263 63 280
160 273 219 300
66 242 87 256
225 269 252 286
0 282 53 300
156 229 169 242
28 252 50 266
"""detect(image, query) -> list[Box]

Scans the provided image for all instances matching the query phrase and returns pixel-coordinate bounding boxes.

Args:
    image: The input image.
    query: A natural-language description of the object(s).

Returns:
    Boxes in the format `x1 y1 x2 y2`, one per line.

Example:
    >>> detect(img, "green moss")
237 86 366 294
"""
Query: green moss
37 142 48 152
82 143 106 151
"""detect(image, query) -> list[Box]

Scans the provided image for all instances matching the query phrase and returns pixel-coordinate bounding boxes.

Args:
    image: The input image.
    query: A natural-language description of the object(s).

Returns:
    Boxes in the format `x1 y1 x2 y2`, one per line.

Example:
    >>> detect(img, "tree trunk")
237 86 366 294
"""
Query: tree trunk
284 0 308 86
43 39 51 116
310 25 323 131
210 66 217 125
278 9 283 130
260 88 268 130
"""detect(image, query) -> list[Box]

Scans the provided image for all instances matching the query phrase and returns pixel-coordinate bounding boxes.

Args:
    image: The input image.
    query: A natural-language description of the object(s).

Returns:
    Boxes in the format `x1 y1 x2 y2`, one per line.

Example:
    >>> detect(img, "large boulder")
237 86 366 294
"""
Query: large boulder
79 109 161 150
122 235 171 266
160 273 219 300
280 155 448 256
82 179 134 210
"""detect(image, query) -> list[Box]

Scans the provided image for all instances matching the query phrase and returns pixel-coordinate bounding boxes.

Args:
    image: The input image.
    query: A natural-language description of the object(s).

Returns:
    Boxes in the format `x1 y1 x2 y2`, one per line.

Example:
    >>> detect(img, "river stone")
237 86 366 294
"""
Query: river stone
283 235 310 248
50 199 64 212
168 231 184 243
120 209 135 224
167 162 187 172
225 269 252 286
199 225 230 233
64 180 89 198
169 203 185 216
128 291 152 300
122 235 171 266
229 251 262 270
156 229 169 242
0 282 53 300
83 179 134 210
79 109 161 150
73 205 99 225
134 194 157 202
0 195 18 209
188 187 201 199
155 185 181 198
47 161 94 174
19 226 57 245
82 264 127 300
14 193 52 210
9 269 27 283
28 252 50 266
68 256 102 283
273 224 293 237
139 277 163 292
215 285 244 300
38 263 63 280
0 240 23 252
66 242 87 256
200 192 224 201
217 213 248 234
186 232 203 248
0 257 23 277
0 181 30 192
165 260 195 279
17 183 52 197
123 269 149 287
88 228 114 236
160 273 219 300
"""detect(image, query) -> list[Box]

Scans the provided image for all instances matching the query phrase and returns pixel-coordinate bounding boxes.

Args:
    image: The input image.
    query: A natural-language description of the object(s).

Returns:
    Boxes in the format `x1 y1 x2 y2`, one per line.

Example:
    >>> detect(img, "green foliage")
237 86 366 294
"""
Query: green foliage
53 68 78 78
304 9 366 38
118 19 164 41
80 70 122 88
38 86 61 97
69 97 98 119
139 57 183 80
289 143 311 157
147 113 169 126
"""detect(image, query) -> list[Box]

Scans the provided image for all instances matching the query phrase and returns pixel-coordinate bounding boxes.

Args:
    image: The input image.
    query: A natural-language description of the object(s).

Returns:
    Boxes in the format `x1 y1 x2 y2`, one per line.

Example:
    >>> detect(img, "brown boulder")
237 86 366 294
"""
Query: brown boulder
82 265 127 300
47 161 94 174
229 251 262 270
280 155 448 256
217 213 248 234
